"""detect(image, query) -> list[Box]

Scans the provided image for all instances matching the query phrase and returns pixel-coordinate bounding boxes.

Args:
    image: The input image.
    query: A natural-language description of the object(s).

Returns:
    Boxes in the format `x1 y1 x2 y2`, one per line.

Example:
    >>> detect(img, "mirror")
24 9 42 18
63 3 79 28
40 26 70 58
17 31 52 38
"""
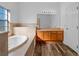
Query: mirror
37 14 56 29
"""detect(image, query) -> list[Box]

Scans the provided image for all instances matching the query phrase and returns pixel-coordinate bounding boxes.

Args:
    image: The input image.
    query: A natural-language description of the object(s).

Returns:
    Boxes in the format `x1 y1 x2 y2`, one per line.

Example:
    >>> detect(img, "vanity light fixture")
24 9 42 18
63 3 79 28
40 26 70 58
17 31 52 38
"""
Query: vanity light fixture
40 9 56 14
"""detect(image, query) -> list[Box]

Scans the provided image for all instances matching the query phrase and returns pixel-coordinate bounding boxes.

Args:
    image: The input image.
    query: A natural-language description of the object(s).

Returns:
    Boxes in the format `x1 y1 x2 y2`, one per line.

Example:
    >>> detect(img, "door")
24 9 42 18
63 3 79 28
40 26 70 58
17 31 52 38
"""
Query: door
78 2 79 52
61 3 79 52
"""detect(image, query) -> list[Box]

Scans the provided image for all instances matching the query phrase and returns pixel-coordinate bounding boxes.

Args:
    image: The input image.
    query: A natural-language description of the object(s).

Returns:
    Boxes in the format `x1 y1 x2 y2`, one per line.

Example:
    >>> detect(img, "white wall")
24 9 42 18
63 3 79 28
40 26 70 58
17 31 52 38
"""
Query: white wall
0 2 61 27
18 2 61 26
60 2 79 53
0 2 19 22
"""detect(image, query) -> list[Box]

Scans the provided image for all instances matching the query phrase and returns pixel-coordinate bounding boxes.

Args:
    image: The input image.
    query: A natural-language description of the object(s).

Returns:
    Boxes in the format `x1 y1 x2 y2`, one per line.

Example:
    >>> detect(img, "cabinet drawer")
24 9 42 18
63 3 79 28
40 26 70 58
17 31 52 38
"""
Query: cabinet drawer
43 31 50 40
50 32 57 40
57 31 63 41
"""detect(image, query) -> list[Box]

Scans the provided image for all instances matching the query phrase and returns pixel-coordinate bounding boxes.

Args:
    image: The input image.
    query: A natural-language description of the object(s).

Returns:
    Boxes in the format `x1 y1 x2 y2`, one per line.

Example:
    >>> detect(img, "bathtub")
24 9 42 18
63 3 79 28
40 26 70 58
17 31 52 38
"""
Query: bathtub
8 27 36 56
8 35 28 56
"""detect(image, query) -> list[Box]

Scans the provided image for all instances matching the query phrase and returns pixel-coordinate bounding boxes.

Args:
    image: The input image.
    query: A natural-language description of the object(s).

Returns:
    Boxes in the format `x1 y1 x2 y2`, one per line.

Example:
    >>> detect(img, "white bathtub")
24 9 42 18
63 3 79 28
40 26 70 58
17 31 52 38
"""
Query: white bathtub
8 27 36 56
8 35 28 56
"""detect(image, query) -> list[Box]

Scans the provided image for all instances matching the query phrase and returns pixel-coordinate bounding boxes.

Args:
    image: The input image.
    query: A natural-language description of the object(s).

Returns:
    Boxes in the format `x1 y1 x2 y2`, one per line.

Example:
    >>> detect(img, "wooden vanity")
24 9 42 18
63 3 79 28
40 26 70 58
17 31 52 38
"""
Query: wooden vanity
36 28 64 42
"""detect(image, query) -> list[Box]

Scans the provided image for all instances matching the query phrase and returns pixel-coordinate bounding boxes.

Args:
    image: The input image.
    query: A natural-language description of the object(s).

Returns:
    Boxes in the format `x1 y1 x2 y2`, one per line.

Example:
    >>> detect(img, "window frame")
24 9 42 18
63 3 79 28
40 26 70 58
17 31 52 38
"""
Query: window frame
0 6 10 32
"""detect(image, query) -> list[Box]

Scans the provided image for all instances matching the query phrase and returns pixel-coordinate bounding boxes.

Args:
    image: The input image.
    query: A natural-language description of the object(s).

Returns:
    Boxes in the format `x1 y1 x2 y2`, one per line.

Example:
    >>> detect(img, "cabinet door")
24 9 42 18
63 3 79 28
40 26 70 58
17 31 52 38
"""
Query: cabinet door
43 31 50 41
50 31 57 41
0 32 8 56
57 31 63 41
37 31 43 40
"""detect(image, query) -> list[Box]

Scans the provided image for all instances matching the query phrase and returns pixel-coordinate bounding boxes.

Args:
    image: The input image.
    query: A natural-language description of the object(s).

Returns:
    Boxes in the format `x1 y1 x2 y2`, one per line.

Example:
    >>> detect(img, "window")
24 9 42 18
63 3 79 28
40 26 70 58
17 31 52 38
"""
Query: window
0 6 9 32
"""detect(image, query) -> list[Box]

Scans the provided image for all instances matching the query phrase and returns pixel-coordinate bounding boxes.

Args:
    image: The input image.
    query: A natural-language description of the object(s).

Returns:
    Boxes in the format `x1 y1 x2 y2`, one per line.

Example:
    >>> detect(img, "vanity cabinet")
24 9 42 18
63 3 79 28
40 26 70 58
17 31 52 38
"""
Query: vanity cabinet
50 31 57 41
57 31 63 41
36 28 64 42
43 31 50 41
0 32 8 56
37 31 43 41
